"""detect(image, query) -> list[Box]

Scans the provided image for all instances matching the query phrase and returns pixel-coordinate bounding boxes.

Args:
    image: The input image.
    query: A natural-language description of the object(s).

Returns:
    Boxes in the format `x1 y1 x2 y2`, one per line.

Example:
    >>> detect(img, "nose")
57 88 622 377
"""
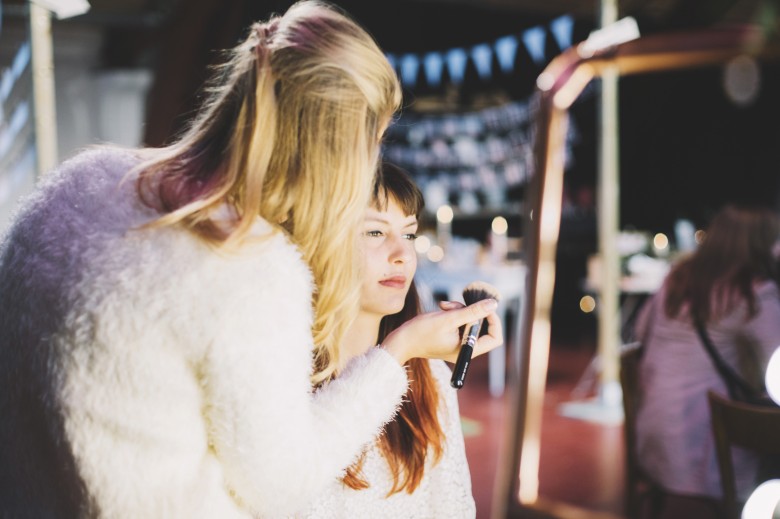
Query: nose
388 234 413 265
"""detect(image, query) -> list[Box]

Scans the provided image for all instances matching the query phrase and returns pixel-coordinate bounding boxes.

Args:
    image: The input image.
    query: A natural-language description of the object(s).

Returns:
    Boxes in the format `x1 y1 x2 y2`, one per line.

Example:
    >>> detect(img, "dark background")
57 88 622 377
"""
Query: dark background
15 0 780 338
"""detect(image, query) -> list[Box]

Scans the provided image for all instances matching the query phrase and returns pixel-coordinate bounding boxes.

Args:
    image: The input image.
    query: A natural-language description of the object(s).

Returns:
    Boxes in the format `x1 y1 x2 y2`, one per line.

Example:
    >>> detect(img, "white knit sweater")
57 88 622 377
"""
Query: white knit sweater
0 148 409 518
292 359 476 518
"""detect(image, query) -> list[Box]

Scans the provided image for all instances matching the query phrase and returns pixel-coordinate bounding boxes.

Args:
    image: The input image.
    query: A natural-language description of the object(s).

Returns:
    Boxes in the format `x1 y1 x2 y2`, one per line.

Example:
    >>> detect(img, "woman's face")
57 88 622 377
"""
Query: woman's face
359 196 418 319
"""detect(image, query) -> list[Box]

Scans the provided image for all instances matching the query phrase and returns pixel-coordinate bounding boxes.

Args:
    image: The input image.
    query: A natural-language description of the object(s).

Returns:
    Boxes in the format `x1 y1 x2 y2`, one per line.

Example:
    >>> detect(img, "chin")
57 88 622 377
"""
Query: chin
382 301 406 317
377 304 402 317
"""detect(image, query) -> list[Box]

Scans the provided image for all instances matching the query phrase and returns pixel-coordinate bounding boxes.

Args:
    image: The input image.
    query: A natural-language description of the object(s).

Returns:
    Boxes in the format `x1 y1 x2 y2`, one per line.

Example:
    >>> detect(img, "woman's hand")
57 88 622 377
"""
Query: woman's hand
380 299 503 365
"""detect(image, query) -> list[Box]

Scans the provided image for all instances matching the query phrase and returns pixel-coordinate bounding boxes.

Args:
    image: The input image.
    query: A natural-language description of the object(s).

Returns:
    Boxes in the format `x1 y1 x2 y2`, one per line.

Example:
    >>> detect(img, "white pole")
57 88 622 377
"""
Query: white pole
597 0 622 408
29 1 58 176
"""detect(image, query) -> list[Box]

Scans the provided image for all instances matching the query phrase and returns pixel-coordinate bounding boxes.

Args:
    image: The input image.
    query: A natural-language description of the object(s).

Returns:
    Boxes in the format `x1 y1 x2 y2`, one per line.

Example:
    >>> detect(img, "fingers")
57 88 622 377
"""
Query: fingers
438 300 465 311
445 298 498 328
473 311 504 357
386 300 502 364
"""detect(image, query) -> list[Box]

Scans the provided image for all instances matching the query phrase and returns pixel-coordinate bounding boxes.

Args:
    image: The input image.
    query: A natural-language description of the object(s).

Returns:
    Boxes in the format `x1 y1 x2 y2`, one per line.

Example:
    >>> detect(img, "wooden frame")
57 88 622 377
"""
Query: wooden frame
492 23 779 519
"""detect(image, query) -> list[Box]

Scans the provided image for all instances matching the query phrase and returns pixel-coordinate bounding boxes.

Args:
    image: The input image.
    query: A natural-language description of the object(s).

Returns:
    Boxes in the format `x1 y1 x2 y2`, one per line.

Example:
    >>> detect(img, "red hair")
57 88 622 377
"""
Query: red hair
343 284 445 495
343 163 445 494
665 204 780 323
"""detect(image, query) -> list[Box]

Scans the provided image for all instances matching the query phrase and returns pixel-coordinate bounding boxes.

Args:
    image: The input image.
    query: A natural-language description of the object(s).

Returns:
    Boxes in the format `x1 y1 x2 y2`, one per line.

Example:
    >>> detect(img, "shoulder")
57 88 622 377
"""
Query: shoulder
222 222 312 292
37 145 141 194
5 146 148 242
749 279 780 318
754 279 780 299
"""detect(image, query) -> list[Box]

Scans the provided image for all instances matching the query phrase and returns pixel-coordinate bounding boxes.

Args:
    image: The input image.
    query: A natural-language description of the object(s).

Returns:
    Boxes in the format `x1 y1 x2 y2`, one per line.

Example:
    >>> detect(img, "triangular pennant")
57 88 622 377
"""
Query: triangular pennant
494 35 518 74
423 52 444 88
522 26 547 64
400 53 420 88
445 48 468 85
550 15 574 51
470 43 493 80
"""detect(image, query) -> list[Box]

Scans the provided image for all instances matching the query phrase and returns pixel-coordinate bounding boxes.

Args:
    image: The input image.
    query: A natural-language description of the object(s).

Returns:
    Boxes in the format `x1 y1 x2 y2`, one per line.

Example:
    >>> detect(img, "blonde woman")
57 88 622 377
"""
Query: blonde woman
297 163 479 518
0 2 501 517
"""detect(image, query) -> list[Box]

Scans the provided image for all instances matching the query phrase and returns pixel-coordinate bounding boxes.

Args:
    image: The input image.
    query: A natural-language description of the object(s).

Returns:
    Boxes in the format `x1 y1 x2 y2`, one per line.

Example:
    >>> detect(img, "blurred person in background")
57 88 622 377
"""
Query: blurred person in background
0 2 501 517
634 204 780 517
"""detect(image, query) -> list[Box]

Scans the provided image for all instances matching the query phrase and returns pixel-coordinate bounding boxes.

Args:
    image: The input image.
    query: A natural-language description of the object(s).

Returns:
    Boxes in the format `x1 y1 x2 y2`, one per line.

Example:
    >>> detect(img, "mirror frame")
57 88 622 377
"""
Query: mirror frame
493 23 779 519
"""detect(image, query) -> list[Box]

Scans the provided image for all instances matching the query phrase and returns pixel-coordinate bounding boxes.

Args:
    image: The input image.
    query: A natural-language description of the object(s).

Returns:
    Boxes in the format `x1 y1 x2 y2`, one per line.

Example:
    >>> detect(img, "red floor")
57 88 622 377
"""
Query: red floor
458 341 729 519
458 341 626 519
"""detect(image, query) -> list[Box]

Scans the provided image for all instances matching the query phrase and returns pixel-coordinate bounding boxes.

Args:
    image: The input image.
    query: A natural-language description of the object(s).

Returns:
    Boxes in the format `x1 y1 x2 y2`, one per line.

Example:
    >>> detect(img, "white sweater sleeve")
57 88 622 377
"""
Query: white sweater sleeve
198 235 408 517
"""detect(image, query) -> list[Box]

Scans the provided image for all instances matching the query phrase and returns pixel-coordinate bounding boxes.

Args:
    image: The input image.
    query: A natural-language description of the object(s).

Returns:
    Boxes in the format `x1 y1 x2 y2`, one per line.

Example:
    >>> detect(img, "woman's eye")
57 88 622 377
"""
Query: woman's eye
403 233 418 241
365 230 383 237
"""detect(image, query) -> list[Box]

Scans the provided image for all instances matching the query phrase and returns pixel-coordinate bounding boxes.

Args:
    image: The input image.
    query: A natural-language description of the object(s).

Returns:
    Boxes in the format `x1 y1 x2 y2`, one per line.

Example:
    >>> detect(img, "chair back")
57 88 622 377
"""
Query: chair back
707 390 780 519
620 341 663 518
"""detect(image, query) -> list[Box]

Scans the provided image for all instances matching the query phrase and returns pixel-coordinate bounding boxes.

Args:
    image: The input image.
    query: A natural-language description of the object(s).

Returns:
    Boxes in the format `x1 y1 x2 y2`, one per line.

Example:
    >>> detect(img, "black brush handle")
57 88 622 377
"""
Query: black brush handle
450 320 482 389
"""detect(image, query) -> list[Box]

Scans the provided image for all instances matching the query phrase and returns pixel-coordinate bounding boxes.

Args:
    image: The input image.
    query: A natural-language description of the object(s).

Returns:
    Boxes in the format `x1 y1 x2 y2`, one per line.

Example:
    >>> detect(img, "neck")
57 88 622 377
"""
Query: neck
342 312 383 364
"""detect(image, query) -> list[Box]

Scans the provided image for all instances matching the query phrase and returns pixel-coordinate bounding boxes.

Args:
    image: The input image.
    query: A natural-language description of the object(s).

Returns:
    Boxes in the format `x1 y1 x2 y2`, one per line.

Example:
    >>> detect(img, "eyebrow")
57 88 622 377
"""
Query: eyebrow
364 216 418 227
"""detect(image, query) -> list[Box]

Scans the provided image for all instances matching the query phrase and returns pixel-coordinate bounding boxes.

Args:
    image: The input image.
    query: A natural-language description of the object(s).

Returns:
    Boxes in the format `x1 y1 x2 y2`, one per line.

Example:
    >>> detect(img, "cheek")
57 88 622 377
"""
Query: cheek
362 249 384 281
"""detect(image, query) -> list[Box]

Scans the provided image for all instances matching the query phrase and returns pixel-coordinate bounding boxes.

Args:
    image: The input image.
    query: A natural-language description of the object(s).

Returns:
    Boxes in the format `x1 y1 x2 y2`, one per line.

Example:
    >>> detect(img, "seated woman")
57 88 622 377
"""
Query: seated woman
634 204 780 512
297 163 478 518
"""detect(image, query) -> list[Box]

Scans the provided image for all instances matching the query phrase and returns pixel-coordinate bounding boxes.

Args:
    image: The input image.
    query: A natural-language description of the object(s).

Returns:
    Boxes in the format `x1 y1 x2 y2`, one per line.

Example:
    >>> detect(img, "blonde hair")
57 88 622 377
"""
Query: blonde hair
136 0 402 383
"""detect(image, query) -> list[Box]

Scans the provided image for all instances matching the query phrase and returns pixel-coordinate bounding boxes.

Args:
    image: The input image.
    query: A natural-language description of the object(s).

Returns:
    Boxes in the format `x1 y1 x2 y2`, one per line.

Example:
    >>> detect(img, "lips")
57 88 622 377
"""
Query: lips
379 275 407 289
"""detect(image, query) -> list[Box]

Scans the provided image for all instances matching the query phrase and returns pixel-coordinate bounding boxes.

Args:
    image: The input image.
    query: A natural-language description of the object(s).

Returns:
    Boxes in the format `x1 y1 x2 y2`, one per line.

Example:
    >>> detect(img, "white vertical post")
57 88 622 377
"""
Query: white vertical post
29 1 58 176
597 0 622 407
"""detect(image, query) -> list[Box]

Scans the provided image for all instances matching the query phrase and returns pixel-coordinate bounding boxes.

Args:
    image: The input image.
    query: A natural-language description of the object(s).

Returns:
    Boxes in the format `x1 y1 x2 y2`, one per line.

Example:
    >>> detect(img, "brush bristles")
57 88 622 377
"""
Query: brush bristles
462 281 501 305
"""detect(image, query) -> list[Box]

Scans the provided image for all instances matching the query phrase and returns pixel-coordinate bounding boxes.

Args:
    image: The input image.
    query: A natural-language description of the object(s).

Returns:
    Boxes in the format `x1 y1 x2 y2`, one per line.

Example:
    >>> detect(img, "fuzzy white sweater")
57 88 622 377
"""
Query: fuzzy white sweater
293 359 476 518
0 148 410 518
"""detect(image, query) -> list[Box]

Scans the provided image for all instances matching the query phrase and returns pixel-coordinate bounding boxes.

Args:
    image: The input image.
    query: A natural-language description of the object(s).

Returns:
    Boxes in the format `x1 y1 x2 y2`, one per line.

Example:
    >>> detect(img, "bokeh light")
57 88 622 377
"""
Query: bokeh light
766 347 780 405
427 245 445 263
414 235 431 254
653 232 669 251
436 205 454 224
492 216 509 235
579 295 596 313
741 479 780 519
723 55 761 107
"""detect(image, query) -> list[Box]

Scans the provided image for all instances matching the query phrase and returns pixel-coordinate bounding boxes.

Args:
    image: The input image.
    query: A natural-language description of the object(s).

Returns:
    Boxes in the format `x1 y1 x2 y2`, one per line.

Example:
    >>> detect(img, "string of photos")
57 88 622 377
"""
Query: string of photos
383 94 581 215
386 15 575 88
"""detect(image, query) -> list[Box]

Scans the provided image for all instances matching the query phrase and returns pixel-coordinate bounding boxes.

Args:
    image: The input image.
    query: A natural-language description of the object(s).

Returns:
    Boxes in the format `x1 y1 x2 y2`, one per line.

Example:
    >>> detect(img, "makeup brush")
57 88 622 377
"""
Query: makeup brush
450 281 501 389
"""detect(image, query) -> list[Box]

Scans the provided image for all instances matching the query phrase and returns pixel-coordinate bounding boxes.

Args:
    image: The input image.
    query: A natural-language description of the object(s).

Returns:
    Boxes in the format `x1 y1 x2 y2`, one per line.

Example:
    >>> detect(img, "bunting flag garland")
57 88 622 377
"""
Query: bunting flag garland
380 13 583 214
385 15 575 88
